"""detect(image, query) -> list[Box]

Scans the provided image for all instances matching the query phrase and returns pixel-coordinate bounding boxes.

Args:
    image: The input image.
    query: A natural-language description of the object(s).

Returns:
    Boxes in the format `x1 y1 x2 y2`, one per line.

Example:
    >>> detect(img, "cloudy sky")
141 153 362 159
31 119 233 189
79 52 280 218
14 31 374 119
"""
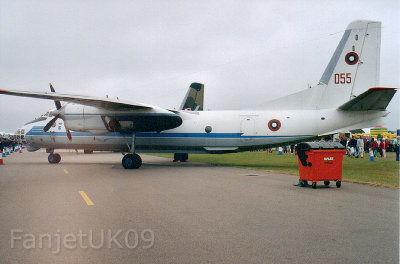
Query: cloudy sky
0 0 399 132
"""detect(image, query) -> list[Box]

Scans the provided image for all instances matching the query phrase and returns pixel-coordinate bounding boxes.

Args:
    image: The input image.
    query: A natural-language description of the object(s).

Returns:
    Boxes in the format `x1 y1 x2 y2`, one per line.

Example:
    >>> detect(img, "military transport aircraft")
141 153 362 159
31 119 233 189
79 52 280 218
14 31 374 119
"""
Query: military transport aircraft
13 82 204 163
0 20 396 169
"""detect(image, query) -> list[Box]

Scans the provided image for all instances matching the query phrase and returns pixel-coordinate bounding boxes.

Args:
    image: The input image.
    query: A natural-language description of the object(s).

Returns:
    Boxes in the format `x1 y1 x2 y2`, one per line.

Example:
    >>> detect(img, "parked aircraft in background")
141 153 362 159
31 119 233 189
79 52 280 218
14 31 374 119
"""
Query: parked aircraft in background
13 83 204 162
1 20 396 169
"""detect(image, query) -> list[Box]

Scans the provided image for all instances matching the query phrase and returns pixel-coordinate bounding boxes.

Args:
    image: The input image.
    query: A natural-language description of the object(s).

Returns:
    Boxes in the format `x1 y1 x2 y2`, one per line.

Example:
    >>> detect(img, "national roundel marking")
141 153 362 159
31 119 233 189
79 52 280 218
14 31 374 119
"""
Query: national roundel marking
268 119 281 131
345 52 359 65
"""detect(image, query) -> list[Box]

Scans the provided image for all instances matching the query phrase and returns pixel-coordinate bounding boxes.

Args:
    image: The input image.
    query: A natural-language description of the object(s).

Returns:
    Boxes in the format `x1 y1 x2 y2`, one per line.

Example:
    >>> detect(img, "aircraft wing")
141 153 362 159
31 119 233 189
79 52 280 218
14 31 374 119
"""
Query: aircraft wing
0 89 152 110
338 87 397 111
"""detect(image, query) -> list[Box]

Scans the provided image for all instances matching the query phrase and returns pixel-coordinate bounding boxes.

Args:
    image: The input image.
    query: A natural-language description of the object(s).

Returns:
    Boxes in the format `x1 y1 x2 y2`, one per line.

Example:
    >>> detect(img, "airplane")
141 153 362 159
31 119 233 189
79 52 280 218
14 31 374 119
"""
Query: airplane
0 20 397 170
13 82 204 162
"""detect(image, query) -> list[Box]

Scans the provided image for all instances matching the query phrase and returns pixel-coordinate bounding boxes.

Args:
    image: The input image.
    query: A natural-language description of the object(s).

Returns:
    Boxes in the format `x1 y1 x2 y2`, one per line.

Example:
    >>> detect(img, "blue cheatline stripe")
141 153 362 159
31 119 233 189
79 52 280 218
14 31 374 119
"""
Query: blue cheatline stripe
64 113 176 116
26 126 315 139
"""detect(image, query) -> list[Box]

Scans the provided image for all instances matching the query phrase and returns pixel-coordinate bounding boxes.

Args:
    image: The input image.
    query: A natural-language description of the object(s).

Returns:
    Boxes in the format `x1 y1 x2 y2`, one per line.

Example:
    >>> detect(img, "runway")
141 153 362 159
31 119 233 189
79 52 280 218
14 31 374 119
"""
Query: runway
0 150 398 263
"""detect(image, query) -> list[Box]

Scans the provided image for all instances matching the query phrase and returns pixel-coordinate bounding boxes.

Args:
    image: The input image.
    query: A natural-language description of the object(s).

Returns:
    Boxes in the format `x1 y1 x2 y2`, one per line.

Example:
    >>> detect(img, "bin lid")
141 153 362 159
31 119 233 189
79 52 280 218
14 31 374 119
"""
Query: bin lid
296 142 345 151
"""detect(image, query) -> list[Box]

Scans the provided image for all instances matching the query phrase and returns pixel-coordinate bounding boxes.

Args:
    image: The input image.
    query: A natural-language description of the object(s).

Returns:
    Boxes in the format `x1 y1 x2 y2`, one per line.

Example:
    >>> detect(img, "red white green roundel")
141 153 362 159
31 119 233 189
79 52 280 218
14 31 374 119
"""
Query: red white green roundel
268 119 281 131
345 52 359 65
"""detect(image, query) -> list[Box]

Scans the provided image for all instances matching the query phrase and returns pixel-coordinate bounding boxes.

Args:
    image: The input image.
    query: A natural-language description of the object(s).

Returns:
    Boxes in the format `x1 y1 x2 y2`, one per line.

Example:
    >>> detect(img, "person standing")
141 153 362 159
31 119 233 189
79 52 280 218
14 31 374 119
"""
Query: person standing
340 137 346 147
380 139 388 158
11 140 15 152
346 138 351 156
349 136 358 158
381 139 389 158
376 138 382 157
357 136 364 158
394 136 399 161
370 138 378 157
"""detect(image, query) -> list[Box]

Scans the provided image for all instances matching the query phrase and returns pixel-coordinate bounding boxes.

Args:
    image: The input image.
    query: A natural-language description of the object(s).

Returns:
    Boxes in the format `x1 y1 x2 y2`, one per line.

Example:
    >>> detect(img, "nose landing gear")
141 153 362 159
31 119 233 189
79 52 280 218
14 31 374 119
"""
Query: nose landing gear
48 153 61 164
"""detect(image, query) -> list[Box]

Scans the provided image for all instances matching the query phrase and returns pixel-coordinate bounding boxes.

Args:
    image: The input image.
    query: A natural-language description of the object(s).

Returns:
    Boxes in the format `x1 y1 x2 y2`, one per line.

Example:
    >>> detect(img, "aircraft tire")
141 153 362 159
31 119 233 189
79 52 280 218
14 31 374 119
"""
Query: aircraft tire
48 153 61 164
54 153 61 163
122 154 142 169
173 153 188 162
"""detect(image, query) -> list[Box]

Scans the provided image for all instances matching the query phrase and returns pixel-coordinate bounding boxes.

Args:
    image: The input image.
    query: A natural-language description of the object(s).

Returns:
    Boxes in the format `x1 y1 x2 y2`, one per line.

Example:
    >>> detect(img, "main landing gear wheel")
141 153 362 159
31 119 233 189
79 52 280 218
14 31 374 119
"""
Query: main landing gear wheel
122 154 142 169
173 153 188 162
324 181 330 186
48 153 61 164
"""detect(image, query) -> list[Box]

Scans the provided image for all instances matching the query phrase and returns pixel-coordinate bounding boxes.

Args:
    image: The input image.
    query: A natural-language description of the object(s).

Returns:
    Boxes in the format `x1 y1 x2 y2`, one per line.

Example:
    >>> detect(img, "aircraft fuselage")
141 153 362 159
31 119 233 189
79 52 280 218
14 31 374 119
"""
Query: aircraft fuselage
21 107 385 154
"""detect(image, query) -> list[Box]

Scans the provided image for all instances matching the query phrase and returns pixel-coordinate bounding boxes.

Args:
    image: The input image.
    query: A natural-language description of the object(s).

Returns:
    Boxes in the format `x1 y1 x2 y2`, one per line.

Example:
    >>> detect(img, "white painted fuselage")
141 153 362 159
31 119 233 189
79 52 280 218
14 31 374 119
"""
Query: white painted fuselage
20 105 386 154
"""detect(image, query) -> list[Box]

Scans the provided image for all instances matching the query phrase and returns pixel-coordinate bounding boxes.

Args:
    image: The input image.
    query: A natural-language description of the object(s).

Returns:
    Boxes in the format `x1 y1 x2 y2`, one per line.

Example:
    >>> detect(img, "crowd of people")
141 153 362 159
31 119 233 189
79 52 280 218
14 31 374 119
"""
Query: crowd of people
0 138 18 153
340 136 400 161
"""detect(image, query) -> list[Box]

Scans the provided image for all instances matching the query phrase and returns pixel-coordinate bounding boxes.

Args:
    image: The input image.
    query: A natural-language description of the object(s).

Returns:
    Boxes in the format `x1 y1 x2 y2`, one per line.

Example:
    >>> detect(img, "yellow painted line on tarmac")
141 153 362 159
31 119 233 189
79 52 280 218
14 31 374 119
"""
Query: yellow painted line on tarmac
64 169 69 175
79 191 94 206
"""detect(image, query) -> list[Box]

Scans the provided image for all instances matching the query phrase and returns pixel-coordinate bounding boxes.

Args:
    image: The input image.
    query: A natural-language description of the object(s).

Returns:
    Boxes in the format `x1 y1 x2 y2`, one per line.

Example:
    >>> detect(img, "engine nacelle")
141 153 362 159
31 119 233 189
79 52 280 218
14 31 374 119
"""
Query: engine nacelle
62 103 182 135
63 104 108 134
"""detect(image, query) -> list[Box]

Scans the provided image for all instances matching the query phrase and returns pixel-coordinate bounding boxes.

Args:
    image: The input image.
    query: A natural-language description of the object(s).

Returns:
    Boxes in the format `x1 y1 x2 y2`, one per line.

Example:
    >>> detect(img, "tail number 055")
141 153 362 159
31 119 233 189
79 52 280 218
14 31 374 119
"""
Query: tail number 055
334 73 351 84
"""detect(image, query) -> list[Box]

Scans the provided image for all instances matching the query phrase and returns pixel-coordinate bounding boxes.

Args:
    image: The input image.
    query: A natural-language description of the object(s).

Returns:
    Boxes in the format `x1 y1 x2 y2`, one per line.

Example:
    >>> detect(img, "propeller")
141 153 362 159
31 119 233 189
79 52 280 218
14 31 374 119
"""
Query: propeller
43 114 61 132
43 83 72 141
49 83 62 110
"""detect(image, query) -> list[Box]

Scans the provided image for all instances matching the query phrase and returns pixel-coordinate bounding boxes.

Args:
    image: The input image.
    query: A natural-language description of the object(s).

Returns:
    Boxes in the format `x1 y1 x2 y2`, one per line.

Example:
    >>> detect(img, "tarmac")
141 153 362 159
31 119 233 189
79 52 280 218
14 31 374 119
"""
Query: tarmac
0 150 398 263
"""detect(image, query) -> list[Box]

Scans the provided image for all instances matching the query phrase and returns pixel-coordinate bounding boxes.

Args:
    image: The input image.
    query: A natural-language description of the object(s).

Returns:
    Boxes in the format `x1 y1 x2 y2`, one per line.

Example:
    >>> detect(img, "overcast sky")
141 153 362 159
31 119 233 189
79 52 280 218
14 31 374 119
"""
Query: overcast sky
0 0 399 133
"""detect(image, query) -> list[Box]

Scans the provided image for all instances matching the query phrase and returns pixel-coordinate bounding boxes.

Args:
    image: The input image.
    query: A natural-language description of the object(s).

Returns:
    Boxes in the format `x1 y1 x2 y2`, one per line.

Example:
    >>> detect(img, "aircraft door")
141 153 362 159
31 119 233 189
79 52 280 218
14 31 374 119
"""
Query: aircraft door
240 117 255 143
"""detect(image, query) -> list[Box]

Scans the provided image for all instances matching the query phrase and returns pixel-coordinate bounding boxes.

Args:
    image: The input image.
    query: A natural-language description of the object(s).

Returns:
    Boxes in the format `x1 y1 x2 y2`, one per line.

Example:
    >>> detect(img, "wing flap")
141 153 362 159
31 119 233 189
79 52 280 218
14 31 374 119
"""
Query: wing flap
338 87 397 111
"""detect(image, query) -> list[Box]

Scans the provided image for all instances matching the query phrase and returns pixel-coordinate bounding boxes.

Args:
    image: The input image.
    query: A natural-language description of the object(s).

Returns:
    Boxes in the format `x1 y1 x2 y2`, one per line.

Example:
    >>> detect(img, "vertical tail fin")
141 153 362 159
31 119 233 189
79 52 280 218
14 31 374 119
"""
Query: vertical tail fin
263 20 381 110
180 82 204 111
318 20 381 108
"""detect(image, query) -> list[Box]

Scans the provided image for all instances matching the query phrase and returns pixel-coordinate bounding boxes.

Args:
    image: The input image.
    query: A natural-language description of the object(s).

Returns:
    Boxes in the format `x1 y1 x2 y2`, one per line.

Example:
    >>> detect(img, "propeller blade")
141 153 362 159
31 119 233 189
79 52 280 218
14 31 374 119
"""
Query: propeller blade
43 114 60 132
49 82 56 92
49 83 62 110
66 129 72 141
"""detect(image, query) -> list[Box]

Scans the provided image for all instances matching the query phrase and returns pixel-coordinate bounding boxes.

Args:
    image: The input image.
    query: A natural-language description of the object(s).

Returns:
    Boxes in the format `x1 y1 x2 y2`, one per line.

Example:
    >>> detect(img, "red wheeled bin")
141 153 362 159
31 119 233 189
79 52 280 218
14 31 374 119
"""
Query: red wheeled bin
296 142 346 189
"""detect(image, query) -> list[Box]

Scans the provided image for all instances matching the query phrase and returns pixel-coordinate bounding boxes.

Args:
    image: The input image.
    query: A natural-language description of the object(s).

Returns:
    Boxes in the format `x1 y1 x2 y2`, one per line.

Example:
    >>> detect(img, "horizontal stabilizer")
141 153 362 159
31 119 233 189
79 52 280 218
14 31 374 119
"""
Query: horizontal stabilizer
338 87 397 111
